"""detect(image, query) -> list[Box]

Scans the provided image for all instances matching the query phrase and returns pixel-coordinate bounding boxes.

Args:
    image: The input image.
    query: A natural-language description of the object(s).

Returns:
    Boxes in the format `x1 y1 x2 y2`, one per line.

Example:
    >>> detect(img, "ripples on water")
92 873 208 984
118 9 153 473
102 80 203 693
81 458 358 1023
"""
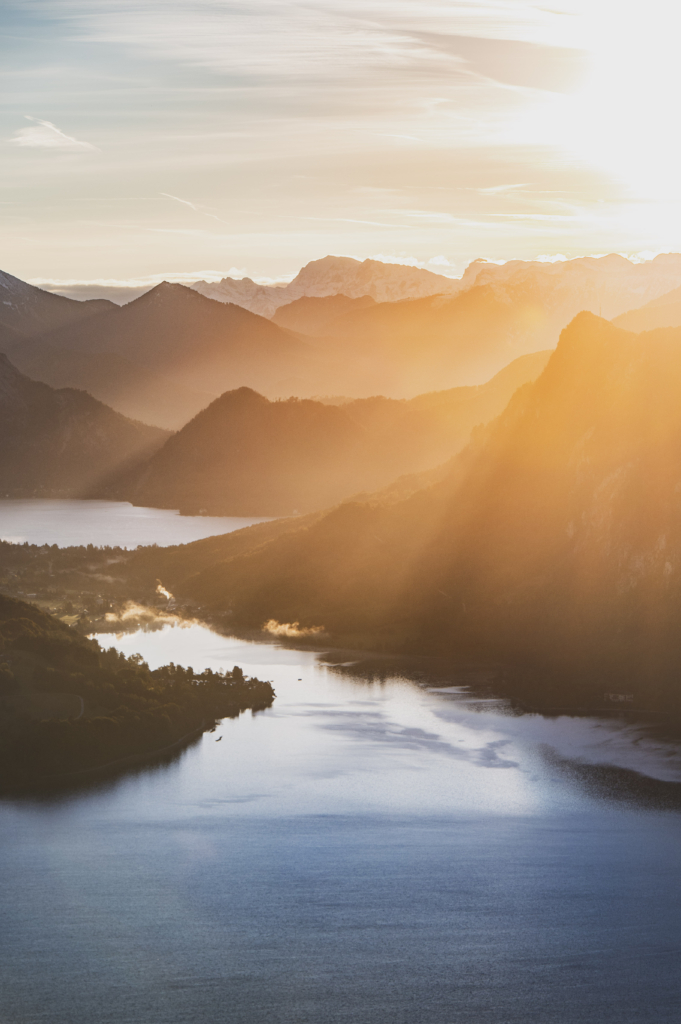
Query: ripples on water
1 621 680 1024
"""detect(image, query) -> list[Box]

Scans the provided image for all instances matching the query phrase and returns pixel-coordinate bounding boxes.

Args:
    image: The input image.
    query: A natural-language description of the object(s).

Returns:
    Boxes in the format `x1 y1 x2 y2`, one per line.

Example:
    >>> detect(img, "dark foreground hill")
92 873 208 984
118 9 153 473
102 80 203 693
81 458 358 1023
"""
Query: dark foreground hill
100 351 550 516
134 314 681 709
0 594 274 789
0 354 168 496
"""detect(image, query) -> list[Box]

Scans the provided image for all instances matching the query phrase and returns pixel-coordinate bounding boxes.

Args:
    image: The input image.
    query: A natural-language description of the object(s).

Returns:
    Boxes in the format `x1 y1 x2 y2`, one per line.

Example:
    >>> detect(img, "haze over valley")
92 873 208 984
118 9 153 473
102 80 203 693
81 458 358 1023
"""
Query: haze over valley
7 250 681 702
5 2 681 1020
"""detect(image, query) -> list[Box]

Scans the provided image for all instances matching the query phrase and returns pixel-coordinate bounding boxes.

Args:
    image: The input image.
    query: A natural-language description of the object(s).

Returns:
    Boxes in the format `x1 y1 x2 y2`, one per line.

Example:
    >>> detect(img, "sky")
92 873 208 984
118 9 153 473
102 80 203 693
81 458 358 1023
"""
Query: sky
3 0 681 289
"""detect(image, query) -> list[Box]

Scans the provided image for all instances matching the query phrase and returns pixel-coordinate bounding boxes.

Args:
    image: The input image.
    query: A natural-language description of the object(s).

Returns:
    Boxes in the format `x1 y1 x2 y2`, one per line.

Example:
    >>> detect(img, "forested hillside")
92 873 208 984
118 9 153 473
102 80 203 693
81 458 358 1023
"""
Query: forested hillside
0 594 274 789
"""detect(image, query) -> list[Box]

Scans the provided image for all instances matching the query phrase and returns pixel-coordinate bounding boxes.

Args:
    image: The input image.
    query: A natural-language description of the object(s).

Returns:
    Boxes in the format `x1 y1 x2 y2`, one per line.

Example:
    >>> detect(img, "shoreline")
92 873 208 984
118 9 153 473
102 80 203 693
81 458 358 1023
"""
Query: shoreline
39 719 209 783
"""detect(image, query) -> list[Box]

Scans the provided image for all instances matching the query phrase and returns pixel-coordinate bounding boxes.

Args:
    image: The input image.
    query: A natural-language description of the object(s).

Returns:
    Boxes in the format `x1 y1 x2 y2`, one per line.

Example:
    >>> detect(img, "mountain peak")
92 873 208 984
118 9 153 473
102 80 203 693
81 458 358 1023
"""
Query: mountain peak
193 255 460 317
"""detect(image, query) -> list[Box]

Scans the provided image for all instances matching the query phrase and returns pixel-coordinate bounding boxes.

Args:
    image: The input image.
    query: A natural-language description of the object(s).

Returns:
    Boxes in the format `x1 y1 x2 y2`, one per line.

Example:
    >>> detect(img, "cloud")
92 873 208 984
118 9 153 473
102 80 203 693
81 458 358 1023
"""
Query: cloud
159 192 228 224
477 182 530 194
8 116 98 152
408 32 590 94
400 210 458 223
159 192 199 211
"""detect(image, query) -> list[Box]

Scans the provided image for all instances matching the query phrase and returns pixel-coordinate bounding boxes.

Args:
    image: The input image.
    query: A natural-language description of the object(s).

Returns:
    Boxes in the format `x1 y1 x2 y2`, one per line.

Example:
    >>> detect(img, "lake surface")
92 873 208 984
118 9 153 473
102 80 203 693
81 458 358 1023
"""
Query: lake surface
2 499 681 1024
0 498 273 548
2 619 681 1024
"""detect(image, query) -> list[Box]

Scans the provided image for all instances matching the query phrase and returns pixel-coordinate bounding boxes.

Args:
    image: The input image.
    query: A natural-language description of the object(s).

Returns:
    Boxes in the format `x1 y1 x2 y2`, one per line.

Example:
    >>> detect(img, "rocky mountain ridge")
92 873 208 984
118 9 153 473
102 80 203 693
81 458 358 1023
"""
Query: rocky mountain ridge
192 256 461 316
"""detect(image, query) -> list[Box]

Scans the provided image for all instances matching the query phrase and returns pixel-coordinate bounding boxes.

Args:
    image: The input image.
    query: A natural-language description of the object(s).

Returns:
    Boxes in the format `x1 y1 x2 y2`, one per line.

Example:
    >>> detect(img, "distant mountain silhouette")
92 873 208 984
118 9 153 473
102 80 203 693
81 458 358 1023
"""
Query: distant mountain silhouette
297 253 681 393
10 253 681 433
0 269 115 336
100 351 550 516
3 282 314 429
459 252 681 319
193 256 461 316
194 252 681 332
2 335 213 432
145 314 681 706
612 284 681 332
0 353 168 497
272 294 376 334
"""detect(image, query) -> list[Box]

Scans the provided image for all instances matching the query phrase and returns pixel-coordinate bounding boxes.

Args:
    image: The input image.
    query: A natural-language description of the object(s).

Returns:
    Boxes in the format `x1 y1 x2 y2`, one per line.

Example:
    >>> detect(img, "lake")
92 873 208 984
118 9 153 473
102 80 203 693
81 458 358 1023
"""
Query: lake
2 619 681 1024
1 503 681 1024
0 498 273 548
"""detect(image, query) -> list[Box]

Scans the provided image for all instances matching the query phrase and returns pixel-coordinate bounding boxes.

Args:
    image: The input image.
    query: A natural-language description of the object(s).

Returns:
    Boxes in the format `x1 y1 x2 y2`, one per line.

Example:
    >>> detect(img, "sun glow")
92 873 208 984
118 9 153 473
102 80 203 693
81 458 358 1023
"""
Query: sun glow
562 1 681 198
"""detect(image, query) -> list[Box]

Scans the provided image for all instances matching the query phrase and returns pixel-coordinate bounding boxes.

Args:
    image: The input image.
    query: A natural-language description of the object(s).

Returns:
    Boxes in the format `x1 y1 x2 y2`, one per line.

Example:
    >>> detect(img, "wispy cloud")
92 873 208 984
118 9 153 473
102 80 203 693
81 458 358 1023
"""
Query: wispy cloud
159 192 200 211
2 0 675 280
159 192 228 225
8 116 98 151
477 182 530 194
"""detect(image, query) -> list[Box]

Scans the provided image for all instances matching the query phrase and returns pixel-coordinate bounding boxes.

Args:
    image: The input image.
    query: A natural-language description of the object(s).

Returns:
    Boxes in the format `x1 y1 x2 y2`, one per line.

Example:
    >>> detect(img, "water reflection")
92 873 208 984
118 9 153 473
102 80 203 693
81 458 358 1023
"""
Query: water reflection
88 622 681 814
3 622 681 1024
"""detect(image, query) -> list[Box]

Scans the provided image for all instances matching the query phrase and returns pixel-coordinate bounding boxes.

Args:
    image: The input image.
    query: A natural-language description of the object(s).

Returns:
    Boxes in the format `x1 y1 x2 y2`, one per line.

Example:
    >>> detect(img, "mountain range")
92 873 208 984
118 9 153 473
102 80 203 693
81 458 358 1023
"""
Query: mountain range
0 353 168 497
7 253 681 435
98 350 550 516
200 253 681 400
1 281 313 429
460 252 681 320
132 312 681 708
192 256 462 317
263 253 681 396
191 253 681 322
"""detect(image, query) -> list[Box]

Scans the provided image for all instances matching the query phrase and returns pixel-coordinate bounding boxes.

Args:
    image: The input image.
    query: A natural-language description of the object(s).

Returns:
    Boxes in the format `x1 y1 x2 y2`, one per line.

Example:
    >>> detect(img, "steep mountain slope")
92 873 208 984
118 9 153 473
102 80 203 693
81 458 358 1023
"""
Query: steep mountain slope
0 269 115 336
0 354 168 496
612 284 681 332
101 351 550 516
5 283 315 429
193 256 460 316
157 314 681 704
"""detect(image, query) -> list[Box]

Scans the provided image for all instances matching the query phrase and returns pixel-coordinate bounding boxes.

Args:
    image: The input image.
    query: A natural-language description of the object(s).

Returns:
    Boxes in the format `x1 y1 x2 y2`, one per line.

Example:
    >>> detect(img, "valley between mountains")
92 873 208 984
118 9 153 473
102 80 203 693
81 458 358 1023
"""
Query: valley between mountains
6 252 681 758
